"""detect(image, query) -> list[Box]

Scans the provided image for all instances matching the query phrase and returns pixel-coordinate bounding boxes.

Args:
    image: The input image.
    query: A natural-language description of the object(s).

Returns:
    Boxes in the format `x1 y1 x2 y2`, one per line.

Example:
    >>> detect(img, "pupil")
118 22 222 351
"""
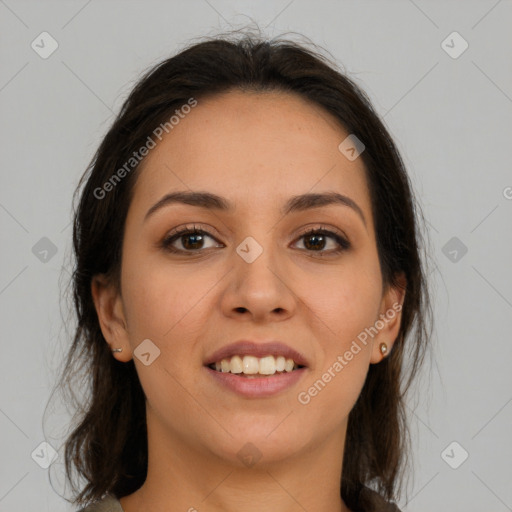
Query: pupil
183 232 203 250
305 234 325 250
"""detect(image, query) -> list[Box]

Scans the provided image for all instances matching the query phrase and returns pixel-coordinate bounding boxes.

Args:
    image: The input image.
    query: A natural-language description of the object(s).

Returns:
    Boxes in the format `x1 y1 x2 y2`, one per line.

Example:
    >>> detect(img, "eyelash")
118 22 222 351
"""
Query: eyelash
160 223 351 256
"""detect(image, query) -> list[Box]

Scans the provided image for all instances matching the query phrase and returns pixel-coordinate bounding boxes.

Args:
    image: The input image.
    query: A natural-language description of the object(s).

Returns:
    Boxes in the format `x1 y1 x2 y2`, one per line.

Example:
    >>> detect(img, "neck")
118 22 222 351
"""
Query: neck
120 407 351 512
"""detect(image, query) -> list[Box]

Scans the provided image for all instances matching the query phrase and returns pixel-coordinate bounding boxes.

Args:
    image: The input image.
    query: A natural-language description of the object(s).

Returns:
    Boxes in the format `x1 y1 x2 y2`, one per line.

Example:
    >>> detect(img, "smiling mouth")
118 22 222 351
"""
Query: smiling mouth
207 354 305 377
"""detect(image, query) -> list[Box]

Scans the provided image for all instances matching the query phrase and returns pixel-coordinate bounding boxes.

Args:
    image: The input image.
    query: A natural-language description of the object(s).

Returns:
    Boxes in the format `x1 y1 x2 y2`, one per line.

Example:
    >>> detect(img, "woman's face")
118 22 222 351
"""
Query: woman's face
93 90 404 467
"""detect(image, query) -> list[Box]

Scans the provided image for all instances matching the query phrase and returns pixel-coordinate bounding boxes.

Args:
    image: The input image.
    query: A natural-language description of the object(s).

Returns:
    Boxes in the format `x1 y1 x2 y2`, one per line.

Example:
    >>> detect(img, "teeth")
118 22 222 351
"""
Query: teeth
242 355 259 374
211 355 300 375
284 358 294 372
220 359 230 373
230 355 243 374
259 355 276 375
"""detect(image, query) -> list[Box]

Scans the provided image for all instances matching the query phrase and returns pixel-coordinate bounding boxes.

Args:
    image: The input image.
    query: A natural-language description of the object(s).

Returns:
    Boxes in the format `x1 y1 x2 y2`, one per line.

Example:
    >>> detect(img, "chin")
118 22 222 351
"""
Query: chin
203 418 310 468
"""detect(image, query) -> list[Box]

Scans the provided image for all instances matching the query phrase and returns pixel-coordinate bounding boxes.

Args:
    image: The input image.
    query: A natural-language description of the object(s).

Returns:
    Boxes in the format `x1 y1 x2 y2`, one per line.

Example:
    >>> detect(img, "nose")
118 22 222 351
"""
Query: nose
220 241 297 323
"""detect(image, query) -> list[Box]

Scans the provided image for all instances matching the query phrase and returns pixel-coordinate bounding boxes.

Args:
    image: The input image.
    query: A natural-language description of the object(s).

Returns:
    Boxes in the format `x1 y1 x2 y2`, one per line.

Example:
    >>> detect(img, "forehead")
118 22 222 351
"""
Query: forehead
130 90 372 220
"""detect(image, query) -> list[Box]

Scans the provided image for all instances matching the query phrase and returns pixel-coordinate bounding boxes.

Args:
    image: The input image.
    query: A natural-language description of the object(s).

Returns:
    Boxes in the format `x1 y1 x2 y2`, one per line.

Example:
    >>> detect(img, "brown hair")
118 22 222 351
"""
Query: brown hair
54 30 432 510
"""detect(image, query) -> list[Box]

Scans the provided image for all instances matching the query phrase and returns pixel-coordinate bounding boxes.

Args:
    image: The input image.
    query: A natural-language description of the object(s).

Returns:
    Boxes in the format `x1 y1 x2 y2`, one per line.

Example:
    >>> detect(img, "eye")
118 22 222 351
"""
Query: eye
161 224 223 253
160 224 350 256
293 227 350 255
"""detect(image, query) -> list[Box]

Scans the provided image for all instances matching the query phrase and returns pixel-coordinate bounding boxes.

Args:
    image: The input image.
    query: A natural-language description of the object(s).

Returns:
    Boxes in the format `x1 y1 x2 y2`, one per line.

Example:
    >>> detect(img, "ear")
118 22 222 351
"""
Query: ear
370 273 406 364
91 274 133 362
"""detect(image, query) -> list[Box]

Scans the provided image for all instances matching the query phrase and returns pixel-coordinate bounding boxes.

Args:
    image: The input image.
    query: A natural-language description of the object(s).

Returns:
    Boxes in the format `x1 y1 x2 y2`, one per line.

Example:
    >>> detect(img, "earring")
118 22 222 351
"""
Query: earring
112 347 123 353
379 343 388 356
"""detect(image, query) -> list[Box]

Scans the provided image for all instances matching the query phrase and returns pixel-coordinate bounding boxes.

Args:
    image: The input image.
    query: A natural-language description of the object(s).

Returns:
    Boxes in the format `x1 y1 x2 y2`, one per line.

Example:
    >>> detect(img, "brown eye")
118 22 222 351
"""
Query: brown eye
162 226 223 254
294 228 350 254
179 231 206 250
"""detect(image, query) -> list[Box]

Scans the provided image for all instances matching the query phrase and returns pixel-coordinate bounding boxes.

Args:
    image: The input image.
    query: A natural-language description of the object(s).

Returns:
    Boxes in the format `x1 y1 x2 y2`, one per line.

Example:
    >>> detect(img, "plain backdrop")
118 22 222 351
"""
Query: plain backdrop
0 1 511 511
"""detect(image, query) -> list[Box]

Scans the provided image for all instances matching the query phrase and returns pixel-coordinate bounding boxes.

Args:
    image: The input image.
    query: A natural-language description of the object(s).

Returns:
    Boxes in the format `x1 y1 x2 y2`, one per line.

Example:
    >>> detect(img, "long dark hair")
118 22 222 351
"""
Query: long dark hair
54 30 432 510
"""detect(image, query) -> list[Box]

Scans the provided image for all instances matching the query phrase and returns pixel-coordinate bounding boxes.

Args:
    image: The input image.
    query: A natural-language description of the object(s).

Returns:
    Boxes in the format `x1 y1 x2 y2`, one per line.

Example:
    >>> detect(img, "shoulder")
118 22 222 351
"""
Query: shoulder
76 494 124 512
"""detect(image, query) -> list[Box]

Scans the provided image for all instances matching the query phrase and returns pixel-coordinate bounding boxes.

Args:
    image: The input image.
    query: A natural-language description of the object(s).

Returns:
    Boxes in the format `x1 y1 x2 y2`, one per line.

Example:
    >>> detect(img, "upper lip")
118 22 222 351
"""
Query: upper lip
204 340 309 367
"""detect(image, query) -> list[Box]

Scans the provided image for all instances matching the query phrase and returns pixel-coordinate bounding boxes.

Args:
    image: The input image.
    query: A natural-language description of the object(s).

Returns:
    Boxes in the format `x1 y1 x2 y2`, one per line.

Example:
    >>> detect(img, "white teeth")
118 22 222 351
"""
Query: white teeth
259 355 276 375
275 355 286 372
230 355 243 374
220 359 230 373
211 355 300 375
242 355 259 374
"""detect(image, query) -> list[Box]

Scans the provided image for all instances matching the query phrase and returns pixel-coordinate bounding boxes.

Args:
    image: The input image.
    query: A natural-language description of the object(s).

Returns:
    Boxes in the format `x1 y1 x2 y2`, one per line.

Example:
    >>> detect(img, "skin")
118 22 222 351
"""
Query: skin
92 90 405 512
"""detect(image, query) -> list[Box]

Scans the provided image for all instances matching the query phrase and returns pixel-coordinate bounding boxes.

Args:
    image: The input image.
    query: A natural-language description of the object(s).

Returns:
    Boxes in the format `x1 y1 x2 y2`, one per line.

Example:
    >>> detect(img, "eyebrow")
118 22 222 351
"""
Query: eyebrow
144 190 367 226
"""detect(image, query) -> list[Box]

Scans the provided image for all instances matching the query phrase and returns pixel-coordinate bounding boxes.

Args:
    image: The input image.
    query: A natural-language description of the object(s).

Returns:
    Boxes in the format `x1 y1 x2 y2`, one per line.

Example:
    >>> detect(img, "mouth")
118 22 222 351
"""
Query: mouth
203 340 308 397
207 354 305 377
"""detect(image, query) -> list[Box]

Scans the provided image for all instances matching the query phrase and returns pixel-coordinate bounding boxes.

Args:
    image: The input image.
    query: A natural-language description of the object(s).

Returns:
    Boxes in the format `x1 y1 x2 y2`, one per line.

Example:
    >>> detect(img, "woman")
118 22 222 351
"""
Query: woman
59 31 431 512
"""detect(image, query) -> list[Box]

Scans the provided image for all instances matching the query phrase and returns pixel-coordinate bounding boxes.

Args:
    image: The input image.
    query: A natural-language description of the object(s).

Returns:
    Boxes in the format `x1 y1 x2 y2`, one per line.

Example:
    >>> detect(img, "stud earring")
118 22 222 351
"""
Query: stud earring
112 347 123 353
379 343 388 356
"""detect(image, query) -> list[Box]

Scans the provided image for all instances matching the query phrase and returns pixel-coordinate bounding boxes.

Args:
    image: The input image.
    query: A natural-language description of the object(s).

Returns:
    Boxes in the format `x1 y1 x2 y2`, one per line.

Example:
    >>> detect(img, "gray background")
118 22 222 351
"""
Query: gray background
1 1 511 511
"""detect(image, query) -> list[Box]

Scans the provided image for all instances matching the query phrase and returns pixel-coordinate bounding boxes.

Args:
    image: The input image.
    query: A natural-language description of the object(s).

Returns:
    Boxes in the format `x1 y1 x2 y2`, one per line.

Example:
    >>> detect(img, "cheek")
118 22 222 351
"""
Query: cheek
301 259 382 345
295 257 381 409
121 247 220 340
119 257 218 406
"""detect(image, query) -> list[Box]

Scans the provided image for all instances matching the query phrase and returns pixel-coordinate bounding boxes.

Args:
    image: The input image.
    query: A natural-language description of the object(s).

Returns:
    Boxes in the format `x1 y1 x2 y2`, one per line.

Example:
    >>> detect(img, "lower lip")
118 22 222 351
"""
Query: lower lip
205 366 307 398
